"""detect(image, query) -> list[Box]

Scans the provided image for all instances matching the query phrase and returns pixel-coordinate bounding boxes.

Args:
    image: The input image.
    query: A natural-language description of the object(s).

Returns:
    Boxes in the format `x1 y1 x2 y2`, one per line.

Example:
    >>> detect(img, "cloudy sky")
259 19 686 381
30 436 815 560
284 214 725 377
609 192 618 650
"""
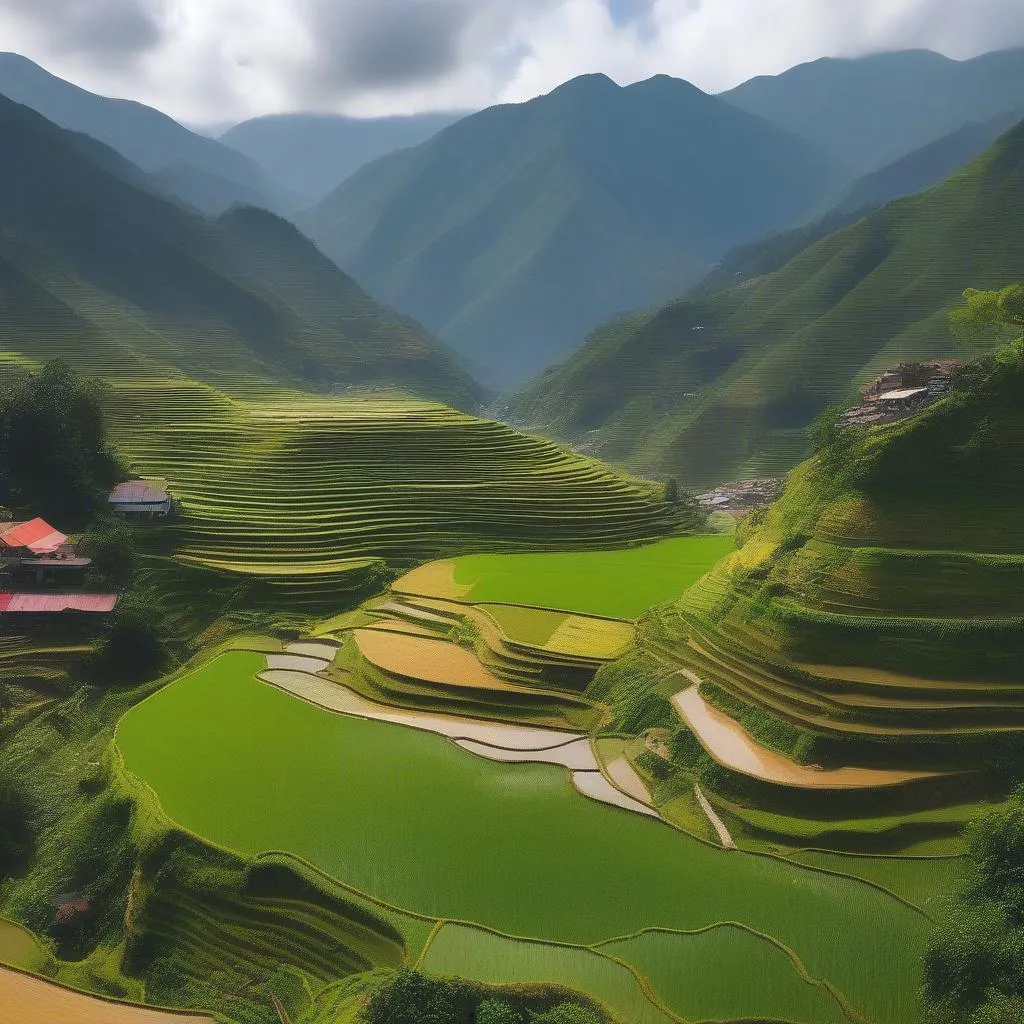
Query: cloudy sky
2 0 1024 125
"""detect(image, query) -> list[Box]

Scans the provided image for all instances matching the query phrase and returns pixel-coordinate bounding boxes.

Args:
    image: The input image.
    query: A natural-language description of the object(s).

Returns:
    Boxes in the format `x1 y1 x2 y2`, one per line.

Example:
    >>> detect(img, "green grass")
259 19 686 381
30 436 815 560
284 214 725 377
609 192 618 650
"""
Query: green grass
102 381 682 612
599 927 848 1024
0 918 49 972
420 925 676 1024
405 537 735 620
115 652 931 1024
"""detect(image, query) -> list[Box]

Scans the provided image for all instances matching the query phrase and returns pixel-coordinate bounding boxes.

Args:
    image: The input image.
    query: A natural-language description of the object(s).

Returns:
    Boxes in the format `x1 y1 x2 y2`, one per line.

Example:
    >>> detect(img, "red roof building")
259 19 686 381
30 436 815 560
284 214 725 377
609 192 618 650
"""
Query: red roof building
0 518 67 555
0 593 118 613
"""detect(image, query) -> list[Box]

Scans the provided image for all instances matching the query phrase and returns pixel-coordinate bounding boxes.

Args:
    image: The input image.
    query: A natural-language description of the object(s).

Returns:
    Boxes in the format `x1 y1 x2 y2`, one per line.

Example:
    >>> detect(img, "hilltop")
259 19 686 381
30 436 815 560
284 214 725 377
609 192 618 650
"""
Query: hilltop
722 46 1024 172
506 117 1024 487
0 53 291 214
299 73 845 386
0 92 481 407
594 339 1024 850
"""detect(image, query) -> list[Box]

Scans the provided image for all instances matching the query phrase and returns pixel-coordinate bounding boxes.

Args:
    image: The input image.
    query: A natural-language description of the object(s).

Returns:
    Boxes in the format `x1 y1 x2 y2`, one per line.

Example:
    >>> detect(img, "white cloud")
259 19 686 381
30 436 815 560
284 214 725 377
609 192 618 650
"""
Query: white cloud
0 0 1022 124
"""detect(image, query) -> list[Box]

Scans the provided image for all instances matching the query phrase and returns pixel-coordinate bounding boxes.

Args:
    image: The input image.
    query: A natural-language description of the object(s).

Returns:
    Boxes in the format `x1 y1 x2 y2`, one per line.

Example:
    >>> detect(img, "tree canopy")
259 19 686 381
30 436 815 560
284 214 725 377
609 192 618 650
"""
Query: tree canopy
950 284 1024 349
924 787 1024 1023
0 359 124 526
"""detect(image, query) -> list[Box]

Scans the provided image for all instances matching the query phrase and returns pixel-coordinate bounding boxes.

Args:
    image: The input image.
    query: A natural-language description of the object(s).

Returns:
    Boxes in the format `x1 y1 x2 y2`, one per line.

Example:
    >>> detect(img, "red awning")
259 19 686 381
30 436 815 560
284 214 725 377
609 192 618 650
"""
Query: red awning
0 518 67 554
0 593 118 613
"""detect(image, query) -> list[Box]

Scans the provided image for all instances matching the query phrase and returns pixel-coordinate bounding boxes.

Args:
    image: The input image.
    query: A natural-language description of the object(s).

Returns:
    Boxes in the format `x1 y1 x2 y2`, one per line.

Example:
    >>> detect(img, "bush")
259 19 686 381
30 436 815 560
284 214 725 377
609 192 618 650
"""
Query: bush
84 591 171 685
924 787 1024 1023
477 1000 521 1024
0 770 34 877
78 518 138 587
533 1004 600 1024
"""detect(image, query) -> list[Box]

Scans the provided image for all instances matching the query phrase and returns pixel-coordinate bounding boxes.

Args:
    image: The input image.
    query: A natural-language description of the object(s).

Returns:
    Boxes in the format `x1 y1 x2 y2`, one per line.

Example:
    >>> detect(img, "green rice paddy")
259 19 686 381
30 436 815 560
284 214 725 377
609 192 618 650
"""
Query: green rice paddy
115 652 931 1024
406 536 735 619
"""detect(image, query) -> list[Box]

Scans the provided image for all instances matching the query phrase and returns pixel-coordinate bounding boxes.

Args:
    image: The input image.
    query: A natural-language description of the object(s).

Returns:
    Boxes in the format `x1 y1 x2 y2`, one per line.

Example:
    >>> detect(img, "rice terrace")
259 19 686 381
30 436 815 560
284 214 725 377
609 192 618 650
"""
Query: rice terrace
3 17 1024 1024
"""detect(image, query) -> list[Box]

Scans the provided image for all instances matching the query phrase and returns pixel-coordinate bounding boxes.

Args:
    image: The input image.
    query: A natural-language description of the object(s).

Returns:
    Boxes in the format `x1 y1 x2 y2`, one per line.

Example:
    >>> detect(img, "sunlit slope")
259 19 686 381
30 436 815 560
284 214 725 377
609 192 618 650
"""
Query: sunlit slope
0 92 480 406
106 381 681 604
507 119 1024 486
653 350 1024 784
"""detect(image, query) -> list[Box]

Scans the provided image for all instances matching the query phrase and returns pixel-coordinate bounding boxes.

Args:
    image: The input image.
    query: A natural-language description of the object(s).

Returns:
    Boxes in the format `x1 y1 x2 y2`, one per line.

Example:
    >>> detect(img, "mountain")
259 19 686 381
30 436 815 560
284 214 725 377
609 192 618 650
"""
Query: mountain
504 118 1024 487
220 111 464 207
0 52 293 215
0 92 481 407
828 106 1024 216
722 47 1024 173
297 73 846 387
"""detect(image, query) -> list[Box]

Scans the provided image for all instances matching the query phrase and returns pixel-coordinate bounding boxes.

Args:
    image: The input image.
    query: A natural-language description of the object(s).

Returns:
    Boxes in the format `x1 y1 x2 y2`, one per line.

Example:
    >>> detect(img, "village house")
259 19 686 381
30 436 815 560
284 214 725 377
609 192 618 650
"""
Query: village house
0 516 119 627
108 479 172 520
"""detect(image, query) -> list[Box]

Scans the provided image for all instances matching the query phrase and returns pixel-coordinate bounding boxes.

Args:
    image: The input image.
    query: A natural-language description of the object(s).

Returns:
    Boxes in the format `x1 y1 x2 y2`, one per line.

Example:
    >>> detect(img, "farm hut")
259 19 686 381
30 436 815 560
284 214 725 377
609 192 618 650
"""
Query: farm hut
0 592 119 629
108 480 171 519
0 518 67 557
874 387 930 414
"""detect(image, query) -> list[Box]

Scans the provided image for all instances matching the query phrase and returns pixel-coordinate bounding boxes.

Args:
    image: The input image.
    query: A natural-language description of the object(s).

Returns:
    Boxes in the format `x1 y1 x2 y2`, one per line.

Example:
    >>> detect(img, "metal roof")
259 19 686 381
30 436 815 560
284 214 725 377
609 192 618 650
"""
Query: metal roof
0 518 67 554
109 480 170 505
876 387 929 401
0 592 119 613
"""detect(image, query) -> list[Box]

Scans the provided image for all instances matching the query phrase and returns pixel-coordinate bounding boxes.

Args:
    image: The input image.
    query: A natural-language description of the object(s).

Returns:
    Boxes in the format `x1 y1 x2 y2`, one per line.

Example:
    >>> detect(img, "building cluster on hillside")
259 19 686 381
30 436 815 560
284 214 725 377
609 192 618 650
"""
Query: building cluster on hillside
841 360 958 427
697 477 784 514
0 479 171 627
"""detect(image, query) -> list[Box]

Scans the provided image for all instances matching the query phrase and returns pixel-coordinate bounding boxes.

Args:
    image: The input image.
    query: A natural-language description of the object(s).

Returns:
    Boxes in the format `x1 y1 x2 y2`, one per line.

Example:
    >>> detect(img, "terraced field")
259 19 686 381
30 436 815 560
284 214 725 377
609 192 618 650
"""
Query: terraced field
394 536 735 619
115 650 934 1024
99 379 682 609
631 354 1024 848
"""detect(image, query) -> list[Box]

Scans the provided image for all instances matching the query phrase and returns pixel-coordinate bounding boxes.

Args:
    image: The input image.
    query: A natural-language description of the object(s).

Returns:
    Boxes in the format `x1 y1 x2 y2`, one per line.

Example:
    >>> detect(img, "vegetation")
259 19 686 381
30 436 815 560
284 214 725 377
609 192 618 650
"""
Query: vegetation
924 787 1024 1024
0 769 33 878
0 360 122 524
115 650 932 1024
396 536 733 620
300 73 843 385
507 120 1024 486
0 91 479 406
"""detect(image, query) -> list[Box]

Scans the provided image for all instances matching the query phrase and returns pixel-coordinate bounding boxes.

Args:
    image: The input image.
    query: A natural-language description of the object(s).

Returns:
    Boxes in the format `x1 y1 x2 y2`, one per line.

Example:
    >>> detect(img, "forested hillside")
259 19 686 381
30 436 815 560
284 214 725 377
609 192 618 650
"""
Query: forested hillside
300 73 844 386
0 92 481 407
507 118 1024 486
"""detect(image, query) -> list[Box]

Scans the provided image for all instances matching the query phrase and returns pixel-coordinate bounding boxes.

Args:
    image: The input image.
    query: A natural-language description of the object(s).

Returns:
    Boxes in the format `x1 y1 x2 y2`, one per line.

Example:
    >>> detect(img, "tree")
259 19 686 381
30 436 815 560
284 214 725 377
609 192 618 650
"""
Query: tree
84 590 171 686
0 769 33 876
477 1000 521 1024
924 787 1024 1023
78 519 138 588
532 1004 600 1024
950 285 1024 350
0 360 124 525
663 477 680 504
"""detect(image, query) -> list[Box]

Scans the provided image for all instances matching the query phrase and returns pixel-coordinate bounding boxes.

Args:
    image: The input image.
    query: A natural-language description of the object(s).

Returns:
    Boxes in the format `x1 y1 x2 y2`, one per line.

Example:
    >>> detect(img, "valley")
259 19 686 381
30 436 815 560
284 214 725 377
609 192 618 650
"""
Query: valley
1 29 1024 1024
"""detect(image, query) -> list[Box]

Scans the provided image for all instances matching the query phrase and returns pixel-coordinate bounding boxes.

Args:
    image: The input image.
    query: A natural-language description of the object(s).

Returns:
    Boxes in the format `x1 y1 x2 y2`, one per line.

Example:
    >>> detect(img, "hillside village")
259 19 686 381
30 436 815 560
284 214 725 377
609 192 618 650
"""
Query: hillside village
0 479 170 628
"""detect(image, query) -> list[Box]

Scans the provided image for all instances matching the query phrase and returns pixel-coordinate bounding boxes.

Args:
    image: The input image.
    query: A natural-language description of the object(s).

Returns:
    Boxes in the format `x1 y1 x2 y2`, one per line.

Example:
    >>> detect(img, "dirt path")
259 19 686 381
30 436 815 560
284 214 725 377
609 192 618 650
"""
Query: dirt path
672 684 937 789
693 782 737 850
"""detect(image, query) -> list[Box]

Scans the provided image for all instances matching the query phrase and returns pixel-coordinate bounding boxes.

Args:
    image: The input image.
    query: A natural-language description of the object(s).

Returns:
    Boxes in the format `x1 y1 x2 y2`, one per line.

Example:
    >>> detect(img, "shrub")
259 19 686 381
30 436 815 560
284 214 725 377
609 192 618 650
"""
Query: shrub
78 518 138 587
0 769 34 877
477 1000 521 1024
85 590 171 685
